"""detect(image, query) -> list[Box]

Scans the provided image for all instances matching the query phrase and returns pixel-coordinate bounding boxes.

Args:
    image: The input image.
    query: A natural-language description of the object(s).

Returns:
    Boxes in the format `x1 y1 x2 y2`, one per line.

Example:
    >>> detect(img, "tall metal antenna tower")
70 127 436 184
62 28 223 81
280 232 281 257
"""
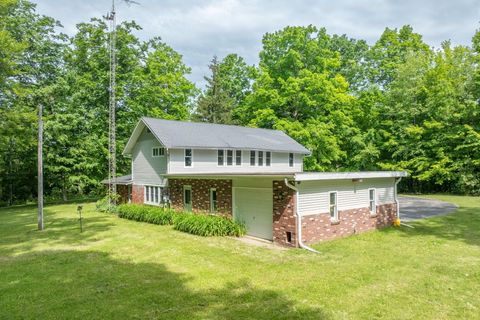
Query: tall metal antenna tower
105 0 138 207
106 0 117 207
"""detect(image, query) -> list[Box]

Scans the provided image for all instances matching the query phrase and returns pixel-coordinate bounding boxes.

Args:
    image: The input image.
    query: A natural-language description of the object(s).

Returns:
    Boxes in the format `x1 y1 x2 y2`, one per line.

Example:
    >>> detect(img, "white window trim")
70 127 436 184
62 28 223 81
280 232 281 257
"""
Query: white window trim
329 191 338 222
369 188 377 215
235 150 242 166
210 188 217 213
184 148 193 168
152 147 165 158
289 153 294 167
144 185 162 205
258 151 264 167
217 149 225 167
266 151 271 167
250 150 256 166
226 149 234 166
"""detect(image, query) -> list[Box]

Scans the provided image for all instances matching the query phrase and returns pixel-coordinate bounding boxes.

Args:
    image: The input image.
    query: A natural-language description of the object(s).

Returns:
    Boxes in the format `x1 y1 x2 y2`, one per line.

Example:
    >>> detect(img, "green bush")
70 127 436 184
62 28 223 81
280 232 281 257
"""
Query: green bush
116 204 246 237
117 204 177 225
173 213 246 237
95 193 120 213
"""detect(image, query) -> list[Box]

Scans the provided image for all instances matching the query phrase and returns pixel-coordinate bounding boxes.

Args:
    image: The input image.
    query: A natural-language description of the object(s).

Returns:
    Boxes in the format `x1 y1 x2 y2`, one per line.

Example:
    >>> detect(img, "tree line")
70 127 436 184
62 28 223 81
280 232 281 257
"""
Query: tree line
1 0 479 205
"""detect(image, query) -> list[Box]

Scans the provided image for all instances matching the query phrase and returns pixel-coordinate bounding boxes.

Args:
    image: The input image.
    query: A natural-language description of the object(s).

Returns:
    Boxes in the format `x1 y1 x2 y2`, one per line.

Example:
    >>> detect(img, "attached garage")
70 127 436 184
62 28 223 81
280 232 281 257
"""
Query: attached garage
233 187 273 240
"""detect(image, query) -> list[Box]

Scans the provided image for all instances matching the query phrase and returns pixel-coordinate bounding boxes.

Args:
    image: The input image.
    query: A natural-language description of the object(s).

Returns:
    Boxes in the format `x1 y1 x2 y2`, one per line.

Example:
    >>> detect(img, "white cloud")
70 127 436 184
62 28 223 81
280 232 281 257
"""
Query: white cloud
32 0 480 87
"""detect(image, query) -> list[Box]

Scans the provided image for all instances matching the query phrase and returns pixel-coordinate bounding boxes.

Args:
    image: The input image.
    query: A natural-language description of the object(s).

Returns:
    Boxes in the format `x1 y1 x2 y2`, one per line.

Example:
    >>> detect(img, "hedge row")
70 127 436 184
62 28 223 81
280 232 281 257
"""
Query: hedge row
174 213 246 237
116 204 246 237
117 204 177 225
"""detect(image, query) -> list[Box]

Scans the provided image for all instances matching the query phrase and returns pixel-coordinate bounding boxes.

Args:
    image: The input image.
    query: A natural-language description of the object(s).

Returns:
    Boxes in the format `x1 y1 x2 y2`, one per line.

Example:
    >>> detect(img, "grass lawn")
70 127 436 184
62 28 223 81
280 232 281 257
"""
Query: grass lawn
1 195 479 319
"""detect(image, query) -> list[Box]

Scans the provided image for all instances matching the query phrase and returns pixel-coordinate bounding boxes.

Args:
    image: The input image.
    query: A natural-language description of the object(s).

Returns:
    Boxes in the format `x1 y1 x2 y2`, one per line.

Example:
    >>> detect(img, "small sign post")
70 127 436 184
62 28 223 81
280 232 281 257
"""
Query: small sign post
77 205 83 232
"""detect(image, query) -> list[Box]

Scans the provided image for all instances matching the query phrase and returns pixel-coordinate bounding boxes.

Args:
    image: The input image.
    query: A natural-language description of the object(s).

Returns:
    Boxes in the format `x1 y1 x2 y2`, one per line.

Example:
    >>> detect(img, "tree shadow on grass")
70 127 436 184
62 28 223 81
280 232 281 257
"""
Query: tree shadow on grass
0 250 330 319
381 205 480 246
0 205 115 256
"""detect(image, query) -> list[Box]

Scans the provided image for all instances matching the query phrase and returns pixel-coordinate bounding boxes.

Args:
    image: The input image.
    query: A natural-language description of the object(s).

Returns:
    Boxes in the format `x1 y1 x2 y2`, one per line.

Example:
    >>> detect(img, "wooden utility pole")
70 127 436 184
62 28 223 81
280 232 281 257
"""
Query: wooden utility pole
38 104 44 230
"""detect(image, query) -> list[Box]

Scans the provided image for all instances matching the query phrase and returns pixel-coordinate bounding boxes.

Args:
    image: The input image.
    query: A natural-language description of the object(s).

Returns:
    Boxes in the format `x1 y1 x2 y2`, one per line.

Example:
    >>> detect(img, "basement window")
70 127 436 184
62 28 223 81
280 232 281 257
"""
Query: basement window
286 231 292 244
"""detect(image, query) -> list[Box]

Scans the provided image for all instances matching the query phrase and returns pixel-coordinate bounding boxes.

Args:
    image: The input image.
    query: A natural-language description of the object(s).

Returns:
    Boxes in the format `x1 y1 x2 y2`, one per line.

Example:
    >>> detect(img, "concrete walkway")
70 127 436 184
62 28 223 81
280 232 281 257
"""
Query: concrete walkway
399 196 458 221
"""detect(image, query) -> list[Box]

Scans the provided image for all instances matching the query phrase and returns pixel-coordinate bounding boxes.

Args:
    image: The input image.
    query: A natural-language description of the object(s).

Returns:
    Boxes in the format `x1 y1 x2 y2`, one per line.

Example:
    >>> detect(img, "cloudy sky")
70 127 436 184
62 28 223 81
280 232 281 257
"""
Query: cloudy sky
32 0 480 87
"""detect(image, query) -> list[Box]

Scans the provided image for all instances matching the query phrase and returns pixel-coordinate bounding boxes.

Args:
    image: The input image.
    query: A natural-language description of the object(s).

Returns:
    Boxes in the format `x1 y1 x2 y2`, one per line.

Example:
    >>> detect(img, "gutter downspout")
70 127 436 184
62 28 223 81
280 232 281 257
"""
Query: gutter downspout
284 178 320 254
394 177 414 229
394 177 402 220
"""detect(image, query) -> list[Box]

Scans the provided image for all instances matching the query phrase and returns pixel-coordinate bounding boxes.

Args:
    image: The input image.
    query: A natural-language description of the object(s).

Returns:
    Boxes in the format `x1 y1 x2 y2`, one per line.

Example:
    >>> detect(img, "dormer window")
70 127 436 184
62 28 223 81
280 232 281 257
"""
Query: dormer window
152 147 165 157
217 150 224 166
235 150 242 166
250 151 256 166
184 149 192 167
258 151 263 166
227 150 233 166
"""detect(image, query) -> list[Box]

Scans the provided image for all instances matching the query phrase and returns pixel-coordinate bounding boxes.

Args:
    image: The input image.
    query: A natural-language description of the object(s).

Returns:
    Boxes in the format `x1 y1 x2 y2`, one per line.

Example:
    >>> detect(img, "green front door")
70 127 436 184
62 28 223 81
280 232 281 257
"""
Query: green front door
183 186 192 211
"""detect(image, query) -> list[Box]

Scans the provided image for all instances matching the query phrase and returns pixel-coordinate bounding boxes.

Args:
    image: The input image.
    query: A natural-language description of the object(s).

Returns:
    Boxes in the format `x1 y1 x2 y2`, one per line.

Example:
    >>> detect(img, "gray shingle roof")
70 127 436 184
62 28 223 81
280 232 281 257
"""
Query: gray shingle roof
124 117 310 154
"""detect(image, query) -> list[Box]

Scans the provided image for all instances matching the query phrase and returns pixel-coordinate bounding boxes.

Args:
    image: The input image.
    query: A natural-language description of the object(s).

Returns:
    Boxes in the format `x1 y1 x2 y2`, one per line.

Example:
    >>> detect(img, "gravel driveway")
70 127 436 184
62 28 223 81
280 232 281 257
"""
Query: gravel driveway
398 196 458 221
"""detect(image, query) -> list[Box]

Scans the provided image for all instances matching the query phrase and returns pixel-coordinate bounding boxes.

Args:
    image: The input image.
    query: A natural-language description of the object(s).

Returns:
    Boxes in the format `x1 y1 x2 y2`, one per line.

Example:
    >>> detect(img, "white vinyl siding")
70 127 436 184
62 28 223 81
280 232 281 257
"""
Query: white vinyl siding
168 149 303 174
131 129 167 186
297 178 396 216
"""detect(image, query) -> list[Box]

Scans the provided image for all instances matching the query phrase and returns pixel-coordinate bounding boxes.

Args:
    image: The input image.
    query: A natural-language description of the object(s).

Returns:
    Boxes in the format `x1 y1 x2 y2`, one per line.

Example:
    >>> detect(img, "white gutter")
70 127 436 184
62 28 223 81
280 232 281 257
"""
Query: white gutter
284 178 320 254
394 177 402 219
394 177 415 229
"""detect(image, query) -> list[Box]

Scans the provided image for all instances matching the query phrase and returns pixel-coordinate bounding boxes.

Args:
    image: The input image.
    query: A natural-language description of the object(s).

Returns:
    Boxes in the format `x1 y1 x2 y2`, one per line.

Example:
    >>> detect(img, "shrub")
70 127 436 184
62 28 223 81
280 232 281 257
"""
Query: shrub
95 193 120 213
173 213 246 237
117 204 177 225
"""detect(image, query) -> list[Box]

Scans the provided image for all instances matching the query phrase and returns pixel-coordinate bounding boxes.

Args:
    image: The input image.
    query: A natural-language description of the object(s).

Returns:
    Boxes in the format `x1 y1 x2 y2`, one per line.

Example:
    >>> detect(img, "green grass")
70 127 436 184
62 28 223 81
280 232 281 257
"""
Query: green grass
0 195 479 319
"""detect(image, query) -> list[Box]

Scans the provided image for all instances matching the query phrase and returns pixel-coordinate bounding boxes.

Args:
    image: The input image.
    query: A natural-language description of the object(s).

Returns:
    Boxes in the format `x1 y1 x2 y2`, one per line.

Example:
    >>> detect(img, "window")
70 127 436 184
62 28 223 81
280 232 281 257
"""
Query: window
289 153 294 167
329 192 338 221
369 188 376 214
227 150 233 166
258 151 263 166
266 151 271 166
235 150 242 166
217 150 224 166
250 150 256 166
184 149 192 167
210 188 218 213
144 186 161 205
152 147 165 157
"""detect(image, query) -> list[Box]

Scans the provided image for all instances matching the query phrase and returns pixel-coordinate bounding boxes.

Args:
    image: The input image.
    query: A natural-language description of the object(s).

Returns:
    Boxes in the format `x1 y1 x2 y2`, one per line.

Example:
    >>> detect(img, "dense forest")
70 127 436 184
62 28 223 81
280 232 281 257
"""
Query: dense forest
1 0 479 205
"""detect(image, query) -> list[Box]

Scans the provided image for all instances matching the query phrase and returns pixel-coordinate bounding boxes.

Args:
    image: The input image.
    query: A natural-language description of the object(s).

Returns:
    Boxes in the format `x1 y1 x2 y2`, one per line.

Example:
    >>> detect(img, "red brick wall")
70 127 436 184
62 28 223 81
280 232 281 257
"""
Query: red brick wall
273 180 297 247
300 203 397 243
131 184 144 204
168 179 232 216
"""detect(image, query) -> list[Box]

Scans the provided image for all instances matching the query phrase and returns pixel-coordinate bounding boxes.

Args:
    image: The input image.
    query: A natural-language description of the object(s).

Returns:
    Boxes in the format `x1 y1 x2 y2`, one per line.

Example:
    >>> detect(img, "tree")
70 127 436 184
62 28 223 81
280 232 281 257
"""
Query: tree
193 56 234 124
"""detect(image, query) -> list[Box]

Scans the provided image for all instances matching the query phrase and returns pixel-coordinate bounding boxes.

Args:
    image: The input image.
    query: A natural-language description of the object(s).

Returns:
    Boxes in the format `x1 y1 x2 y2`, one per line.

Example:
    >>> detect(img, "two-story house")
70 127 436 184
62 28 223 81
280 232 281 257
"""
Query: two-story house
111 117 407 247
